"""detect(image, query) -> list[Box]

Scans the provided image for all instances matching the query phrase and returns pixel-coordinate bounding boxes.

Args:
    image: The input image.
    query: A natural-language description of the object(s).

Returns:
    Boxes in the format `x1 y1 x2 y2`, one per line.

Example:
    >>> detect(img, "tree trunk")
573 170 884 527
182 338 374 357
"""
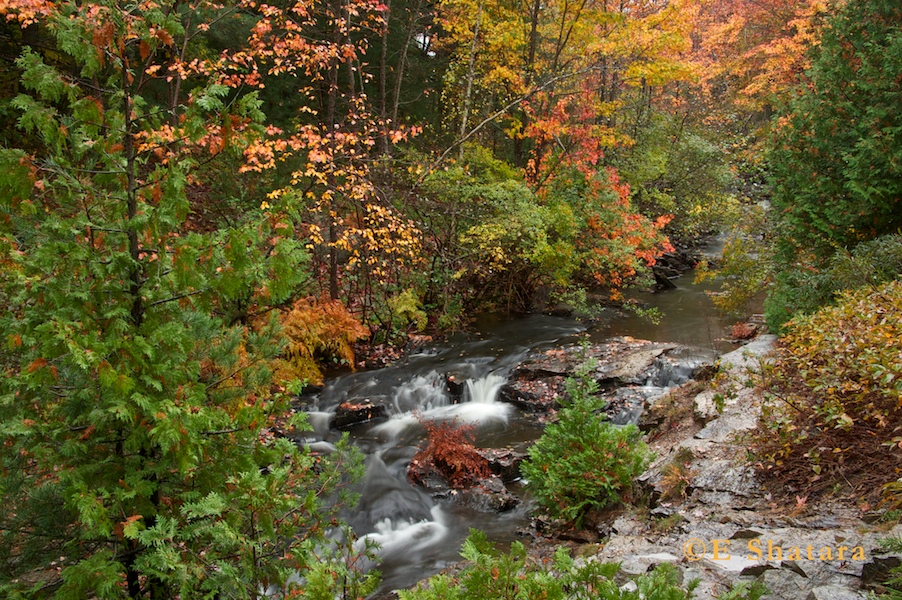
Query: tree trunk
458 0 483 160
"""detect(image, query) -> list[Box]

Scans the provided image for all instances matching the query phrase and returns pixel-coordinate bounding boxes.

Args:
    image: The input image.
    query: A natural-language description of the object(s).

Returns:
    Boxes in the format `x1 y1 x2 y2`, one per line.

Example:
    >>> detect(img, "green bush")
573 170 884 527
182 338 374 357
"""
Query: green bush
521 356 651 527
764 234 902 331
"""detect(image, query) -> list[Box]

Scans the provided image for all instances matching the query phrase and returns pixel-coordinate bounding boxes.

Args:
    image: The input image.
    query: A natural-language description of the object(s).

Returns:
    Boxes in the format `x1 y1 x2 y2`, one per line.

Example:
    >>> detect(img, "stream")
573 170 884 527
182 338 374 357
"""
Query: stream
300 258 738 595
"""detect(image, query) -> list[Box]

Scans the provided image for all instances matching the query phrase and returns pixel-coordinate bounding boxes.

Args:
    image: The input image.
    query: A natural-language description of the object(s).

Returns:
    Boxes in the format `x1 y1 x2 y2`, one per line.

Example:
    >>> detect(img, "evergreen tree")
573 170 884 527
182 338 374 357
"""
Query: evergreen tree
769 0 902 259
0 1 373 597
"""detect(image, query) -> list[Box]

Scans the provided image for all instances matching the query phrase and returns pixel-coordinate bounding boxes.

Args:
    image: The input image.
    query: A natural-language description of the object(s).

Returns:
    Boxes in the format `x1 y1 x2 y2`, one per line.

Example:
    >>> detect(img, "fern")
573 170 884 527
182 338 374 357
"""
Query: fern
270 298 369 387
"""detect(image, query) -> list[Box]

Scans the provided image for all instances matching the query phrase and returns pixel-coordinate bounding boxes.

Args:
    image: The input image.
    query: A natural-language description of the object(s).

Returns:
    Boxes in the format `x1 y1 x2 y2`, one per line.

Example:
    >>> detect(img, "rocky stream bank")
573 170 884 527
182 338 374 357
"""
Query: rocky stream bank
389 335 902 599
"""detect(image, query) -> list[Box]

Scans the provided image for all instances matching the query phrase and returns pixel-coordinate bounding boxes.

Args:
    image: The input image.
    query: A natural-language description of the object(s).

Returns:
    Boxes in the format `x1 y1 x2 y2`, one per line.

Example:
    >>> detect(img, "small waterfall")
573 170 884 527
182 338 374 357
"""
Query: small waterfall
391 371 450 415
357 505 449 561
465 373 506 404
373 372 511 440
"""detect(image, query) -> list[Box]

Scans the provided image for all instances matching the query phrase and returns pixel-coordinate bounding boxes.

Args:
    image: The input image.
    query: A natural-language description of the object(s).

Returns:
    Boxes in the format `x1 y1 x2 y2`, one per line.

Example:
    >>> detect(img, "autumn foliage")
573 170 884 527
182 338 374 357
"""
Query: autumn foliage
271 298 370 387
755 280 902 505
408 419 491 489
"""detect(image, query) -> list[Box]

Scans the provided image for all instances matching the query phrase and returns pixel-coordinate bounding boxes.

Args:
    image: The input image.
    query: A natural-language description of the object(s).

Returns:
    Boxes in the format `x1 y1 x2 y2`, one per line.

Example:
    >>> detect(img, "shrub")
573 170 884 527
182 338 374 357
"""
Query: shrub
270 298 370 387
398 529 698 600
764 233 902 331
408 419 491 489
755 279 902 503
522 355 651 527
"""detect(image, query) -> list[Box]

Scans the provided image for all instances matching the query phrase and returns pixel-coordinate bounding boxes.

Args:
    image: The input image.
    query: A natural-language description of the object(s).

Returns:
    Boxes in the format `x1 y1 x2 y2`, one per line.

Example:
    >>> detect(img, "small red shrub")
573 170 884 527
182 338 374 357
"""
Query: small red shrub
408 419 490 489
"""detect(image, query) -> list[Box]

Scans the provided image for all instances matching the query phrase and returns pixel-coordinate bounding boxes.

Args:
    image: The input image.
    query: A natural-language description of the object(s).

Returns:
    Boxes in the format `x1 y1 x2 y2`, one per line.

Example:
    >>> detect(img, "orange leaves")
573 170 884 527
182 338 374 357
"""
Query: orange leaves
270 298 369 386
26 357 47 373
408 419 491 489
0 0 54 26
695 0 827 107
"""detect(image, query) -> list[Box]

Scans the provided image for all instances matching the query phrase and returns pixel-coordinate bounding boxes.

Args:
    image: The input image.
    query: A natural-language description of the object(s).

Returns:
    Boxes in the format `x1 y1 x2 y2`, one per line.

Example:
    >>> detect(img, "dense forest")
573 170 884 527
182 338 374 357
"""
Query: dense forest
0 0 900 596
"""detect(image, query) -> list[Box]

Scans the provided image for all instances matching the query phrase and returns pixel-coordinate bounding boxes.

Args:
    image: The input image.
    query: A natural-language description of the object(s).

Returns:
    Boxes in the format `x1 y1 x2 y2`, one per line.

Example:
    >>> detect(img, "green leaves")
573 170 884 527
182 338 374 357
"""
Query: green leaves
768 0 902 259
522 350 651 527
0 1 365 597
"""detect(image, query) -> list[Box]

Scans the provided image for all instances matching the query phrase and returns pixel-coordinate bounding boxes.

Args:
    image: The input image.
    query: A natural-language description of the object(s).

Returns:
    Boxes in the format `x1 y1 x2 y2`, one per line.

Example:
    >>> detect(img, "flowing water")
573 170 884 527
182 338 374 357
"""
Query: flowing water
301 259 739 595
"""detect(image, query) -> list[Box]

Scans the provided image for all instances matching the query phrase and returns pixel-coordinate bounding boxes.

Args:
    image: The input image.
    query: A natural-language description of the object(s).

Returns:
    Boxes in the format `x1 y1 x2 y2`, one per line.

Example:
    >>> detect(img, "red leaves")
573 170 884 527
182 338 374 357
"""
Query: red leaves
408 419 491 489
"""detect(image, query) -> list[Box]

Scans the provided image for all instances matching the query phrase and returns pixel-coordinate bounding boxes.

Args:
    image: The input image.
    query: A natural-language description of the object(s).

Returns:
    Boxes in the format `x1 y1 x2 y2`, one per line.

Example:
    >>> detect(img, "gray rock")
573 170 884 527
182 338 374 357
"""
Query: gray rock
701 552 768 574
806 585 867 600
691 460 759 497
693 389 721 422
717 335 777 374
760 567 810 599
612 516 644 536
694 409 759 443
617 552 681 576
596 343 677 384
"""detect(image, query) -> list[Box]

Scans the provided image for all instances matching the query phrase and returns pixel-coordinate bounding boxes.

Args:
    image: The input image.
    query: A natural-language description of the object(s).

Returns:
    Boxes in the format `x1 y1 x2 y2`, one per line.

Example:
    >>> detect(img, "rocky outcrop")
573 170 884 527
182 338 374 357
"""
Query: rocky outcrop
499 337 715 424
582 334 902 598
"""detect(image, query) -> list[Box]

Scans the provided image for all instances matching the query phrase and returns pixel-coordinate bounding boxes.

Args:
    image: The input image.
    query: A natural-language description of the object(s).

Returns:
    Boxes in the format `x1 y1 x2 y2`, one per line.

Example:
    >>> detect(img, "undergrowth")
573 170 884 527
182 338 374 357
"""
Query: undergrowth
753 279 902 506
270 298 370 387
399 530 766 600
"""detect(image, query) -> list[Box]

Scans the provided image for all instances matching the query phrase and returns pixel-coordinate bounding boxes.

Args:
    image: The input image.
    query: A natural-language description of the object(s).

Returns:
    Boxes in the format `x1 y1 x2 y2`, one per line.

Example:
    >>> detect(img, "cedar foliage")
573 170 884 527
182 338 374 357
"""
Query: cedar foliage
768 0 902 258
522 350 650 528
0 1 376 597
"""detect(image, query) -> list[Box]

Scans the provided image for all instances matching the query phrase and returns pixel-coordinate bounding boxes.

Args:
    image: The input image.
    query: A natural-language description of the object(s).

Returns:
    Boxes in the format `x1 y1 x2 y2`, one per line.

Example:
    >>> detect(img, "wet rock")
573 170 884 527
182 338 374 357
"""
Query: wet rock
498 379 563 412
477 448 526 482
603 386 667 425
513 348 578 379
331 400 388 429
595 342 678 386
653 266 678 290
457 477 520 512
444 375 466 403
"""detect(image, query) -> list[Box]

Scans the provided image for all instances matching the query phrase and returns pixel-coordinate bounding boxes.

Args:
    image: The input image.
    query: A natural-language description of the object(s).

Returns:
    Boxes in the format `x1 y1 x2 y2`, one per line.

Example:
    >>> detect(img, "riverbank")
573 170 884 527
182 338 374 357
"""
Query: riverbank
589 336 901 599
395 334 902 599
